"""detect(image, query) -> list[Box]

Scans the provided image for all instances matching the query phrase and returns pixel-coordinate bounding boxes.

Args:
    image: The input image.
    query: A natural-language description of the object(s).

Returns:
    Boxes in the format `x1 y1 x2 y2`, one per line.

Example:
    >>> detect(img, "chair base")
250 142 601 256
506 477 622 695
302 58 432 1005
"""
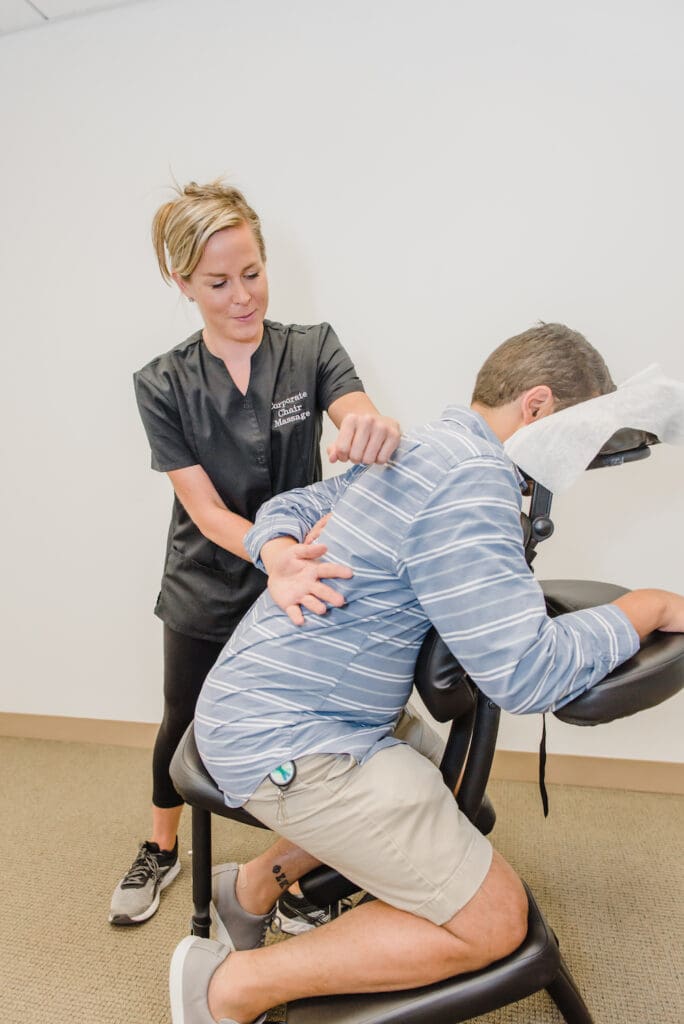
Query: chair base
287 885 593 1024
176 739 593 1022
186 799 592 1023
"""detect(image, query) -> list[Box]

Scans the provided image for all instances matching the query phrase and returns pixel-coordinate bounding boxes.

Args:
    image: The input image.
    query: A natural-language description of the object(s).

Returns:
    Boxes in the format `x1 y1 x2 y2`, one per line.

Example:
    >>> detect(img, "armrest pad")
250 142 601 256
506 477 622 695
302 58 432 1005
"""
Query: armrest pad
541 580 684 725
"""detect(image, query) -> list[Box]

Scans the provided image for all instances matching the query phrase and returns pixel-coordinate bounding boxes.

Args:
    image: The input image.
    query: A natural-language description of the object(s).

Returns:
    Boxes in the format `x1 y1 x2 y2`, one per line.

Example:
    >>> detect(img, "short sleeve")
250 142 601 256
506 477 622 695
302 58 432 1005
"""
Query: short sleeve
133 368 199 472
315 324 365 411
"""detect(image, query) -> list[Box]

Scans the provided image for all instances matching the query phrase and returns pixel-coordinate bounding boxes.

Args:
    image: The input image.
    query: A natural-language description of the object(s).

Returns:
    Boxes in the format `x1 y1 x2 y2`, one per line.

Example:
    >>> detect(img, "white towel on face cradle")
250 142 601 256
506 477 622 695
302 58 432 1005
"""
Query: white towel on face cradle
503 364 684 494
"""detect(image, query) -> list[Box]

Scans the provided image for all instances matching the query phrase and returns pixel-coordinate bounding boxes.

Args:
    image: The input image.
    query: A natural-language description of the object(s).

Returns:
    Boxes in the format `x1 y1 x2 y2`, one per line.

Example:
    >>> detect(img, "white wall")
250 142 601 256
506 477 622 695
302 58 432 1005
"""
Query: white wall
1 0 682 761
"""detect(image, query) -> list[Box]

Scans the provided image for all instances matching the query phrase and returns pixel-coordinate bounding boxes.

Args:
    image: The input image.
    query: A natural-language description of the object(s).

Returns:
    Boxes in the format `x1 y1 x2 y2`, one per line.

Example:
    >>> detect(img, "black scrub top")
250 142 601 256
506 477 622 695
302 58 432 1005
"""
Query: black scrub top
134 320 364 641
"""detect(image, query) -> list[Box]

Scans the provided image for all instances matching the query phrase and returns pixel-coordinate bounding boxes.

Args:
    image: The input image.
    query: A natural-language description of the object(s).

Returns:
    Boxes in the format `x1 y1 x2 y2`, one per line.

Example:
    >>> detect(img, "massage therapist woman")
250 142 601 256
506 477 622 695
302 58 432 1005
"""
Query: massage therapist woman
109 179 400 926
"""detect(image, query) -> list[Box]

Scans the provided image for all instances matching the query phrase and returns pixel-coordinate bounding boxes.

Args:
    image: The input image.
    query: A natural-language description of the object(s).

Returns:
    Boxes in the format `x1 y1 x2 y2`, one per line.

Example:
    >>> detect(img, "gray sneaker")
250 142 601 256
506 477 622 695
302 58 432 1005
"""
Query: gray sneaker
109 840 181 925
169 936 266 1024
210 862 275 950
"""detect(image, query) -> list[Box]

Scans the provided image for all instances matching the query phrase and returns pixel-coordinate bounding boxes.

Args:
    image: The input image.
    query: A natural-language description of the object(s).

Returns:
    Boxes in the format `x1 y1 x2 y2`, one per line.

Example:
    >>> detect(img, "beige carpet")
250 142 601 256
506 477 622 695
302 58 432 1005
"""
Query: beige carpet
1 736 682 1024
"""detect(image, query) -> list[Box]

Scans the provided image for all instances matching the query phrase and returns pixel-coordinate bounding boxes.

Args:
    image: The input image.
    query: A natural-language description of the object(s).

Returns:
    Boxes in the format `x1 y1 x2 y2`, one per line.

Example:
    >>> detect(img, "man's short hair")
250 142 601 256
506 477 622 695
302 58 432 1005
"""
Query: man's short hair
471 323 616 410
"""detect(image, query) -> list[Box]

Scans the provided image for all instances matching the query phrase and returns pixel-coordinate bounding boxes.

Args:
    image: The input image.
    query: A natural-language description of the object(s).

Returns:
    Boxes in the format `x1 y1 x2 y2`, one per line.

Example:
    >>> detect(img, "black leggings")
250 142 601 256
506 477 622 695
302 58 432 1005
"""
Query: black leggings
152 625 225 808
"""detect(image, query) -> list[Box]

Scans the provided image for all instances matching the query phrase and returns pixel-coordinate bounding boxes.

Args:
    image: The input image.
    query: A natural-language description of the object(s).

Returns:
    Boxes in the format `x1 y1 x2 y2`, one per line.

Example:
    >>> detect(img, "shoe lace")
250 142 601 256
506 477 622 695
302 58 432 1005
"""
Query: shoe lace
263 906 278 941
269 896 355 935
121 844 160 889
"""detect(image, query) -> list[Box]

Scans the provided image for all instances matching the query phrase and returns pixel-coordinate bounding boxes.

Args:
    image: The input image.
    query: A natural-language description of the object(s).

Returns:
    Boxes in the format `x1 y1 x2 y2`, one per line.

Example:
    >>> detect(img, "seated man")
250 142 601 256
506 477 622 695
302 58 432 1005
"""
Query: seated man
172 323 684 1024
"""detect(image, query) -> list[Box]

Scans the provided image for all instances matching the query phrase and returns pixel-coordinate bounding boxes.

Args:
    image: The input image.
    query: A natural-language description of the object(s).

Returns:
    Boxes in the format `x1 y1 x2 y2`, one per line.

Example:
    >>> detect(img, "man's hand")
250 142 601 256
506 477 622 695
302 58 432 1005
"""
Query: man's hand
261 536 353 626
613 589 684 639
660 592 684 632
328 413 401 465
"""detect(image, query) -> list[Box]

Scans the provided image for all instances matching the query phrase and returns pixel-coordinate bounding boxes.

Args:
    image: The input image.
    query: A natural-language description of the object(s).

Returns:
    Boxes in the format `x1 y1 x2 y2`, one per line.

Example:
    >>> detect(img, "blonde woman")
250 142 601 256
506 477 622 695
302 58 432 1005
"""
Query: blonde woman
109 180 400 928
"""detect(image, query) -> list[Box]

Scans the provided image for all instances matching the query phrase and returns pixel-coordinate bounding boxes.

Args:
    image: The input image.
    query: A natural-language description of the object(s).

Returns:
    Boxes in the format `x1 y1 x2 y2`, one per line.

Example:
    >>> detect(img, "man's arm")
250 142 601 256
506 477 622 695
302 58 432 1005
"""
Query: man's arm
613 590 684 638
245 467 363 566
399 456 643 714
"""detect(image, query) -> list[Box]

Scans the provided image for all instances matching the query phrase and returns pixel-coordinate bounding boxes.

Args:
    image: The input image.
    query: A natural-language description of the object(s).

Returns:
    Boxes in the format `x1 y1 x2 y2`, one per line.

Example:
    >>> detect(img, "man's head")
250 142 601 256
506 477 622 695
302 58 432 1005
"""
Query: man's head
471 323 616 441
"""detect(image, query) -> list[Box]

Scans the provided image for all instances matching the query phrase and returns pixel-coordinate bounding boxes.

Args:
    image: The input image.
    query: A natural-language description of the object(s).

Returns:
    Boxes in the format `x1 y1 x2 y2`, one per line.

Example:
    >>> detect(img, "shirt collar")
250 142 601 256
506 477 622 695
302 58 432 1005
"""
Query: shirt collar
441 404 527 492
441 403 502 447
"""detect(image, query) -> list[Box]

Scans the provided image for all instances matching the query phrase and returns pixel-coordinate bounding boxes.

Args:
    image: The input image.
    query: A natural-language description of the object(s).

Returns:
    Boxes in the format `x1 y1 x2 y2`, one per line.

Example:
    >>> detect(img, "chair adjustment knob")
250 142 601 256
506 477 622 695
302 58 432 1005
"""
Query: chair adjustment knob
532 516 554 541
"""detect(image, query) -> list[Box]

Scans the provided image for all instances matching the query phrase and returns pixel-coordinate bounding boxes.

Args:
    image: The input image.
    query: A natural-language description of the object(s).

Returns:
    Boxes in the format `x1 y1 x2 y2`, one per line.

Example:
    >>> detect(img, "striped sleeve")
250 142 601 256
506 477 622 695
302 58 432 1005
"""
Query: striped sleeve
398 455 640 714
245 466 364 570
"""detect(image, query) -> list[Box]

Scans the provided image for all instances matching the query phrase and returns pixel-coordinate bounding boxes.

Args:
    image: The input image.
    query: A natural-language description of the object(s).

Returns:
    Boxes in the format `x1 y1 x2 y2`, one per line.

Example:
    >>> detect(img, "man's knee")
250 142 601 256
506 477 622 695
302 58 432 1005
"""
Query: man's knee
486 866 528 961
443 851 529 967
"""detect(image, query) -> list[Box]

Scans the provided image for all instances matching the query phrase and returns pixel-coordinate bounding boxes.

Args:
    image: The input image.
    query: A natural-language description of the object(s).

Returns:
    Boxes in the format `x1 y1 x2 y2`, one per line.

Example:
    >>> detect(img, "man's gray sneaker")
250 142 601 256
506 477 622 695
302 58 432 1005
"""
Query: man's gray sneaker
109 840 180 925
210 862 275 950
169 936 266 1024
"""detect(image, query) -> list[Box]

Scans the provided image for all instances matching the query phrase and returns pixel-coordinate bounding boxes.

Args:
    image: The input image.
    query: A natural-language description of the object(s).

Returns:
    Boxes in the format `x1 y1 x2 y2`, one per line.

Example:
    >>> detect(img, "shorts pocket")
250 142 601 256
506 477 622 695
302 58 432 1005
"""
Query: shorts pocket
293 753 357 790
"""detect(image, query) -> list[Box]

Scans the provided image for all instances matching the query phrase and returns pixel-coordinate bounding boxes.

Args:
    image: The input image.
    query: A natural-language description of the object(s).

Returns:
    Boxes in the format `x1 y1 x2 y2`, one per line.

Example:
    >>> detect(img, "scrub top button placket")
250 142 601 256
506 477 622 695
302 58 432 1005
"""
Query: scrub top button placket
243 395 268 471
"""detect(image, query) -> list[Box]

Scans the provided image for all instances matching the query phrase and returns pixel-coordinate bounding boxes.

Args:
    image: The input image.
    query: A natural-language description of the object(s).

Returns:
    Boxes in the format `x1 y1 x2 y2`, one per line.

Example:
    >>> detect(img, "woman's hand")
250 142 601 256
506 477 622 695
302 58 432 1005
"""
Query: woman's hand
328 412 401 465
304 513 332 544
261 536 353 625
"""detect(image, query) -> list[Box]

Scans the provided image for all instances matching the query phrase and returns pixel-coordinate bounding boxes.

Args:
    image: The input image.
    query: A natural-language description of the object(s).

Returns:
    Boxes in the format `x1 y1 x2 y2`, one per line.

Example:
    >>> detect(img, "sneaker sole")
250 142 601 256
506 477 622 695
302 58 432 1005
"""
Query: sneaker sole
273 909 320 935
209 900 236 950
169 935 197 1024
109 860 181 926
169 939 268 1024
210 864 238 949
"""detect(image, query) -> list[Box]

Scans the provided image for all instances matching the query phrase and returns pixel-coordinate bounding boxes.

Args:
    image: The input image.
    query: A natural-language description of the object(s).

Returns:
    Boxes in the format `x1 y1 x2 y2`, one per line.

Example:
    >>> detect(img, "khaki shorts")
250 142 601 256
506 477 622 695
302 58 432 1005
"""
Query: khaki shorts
394 701 446 768
244 742 493 926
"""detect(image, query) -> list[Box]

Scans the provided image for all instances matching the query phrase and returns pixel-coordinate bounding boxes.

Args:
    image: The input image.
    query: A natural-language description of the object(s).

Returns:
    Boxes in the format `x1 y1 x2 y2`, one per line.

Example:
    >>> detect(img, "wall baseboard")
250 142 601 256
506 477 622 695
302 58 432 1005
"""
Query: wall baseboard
0 712 158 749
1 712 682 794
491 749 683 795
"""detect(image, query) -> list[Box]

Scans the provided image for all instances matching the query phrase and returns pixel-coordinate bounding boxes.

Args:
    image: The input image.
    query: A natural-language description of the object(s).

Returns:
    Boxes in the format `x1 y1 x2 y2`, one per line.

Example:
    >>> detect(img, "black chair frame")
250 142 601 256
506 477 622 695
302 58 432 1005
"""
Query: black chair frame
170 429 684 1024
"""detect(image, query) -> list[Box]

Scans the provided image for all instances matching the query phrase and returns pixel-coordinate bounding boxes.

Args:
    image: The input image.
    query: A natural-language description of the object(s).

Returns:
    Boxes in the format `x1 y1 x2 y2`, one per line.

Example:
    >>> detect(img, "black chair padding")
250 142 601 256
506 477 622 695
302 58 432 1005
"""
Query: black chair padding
413 578 684 728
300 864 361 906
541 580 684 725
413 628 477 724
287 884 565 1024
595 427 658 454
169 724 268 830
586 427 658 469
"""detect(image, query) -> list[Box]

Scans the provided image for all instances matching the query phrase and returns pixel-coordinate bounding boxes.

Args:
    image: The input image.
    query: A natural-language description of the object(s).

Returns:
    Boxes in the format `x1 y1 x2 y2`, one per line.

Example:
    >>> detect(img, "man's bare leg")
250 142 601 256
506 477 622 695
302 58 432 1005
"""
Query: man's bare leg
208 850 528 1023
232 837 322 916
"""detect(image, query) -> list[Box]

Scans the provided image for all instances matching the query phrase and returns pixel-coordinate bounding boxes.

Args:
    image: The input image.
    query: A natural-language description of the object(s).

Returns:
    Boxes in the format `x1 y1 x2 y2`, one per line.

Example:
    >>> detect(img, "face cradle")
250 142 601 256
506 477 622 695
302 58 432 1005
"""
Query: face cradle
175 222 269 347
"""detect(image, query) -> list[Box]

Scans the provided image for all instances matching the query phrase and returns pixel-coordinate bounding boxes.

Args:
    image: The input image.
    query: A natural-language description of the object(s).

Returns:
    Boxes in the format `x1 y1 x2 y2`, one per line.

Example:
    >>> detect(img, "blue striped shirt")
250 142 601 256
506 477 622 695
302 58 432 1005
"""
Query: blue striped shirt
195 406 639 807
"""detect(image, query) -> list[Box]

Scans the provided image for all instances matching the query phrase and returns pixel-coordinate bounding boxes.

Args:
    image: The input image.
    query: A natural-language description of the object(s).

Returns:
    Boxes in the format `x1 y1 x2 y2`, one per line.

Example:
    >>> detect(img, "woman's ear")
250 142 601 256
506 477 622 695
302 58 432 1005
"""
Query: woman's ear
172 271 194 301
521 385 555 424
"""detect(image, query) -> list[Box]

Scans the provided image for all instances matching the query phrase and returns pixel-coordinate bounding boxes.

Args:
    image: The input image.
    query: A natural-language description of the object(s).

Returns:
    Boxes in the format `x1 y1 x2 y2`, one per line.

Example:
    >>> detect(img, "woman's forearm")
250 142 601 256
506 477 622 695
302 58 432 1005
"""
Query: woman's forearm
196 504 254 562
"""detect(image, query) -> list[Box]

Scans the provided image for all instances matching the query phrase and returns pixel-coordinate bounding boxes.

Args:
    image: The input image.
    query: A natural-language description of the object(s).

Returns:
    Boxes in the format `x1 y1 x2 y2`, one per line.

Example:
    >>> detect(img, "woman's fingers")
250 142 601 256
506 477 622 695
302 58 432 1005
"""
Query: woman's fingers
285 604 305 626
328 414 401 465
299 595 329 616
266 538 353 623
310 582 347 607
286 541 325 559
304 513 332 543
313 561 353 581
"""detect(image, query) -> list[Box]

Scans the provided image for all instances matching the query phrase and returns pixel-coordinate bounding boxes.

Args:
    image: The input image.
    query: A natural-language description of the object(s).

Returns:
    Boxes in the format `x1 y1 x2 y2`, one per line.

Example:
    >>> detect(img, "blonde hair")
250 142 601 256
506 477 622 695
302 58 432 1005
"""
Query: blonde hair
151 178 266 284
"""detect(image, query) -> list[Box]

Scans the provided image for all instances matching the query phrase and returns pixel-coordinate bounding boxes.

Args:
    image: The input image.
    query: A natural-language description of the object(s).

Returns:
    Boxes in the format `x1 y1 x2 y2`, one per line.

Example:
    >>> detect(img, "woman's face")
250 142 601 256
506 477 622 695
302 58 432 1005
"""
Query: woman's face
175 222 269 346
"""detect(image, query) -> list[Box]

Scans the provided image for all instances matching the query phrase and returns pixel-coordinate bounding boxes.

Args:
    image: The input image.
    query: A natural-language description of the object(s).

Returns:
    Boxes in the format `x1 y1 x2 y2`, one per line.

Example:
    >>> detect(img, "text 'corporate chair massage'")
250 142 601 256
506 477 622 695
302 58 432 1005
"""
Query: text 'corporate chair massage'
170 428 684 1024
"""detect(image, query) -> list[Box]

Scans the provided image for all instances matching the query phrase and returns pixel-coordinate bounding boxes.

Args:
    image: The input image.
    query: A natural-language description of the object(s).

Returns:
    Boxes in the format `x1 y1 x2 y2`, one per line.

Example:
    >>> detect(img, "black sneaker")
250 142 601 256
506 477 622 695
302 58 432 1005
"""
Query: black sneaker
109 840 180 925
274 889 351 935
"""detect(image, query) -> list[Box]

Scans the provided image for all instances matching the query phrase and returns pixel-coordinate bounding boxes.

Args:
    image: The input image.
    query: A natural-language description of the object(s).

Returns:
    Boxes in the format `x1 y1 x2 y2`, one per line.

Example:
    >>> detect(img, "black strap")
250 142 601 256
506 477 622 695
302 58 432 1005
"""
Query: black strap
539 714 549 817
